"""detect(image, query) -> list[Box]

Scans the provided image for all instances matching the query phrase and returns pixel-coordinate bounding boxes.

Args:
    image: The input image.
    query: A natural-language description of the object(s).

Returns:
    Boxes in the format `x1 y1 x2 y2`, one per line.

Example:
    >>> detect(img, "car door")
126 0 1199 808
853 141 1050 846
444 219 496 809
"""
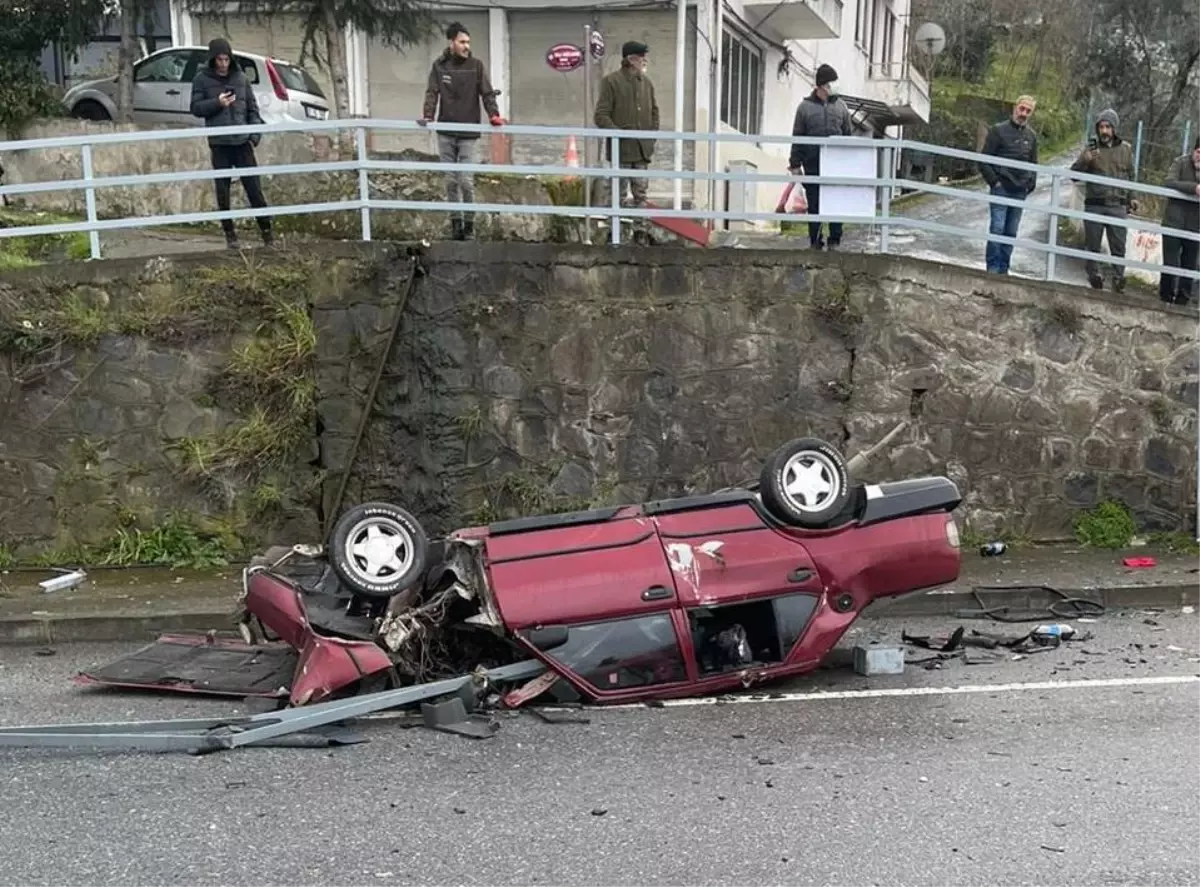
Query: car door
133 48 203 125
484 510 693 700
649 495 824 680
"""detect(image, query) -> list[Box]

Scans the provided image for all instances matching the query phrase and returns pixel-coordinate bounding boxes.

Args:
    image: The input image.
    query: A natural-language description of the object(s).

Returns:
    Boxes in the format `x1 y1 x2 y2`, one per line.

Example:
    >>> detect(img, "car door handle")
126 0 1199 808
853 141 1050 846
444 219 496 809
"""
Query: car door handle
641 585 674 601
788 568 814 583
165 89 180 96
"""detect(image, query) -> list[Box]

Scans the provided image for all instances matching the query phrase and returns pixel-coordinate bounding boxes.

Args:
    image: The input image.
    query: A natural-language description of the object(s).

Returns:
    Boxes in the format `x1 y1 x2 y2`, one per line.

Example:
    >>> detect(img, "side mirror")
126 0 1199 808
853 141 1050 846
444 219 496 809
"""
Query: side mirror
525 625 569 651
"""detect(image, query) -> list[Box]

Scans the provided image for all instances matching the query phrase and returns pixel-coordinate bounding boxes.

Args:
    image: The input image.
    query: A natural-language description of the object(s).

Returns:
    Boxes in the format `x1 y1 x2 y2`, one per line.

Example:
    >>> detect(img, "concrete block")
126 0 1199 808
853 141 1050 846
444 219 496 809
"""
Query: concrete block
853 644 905 676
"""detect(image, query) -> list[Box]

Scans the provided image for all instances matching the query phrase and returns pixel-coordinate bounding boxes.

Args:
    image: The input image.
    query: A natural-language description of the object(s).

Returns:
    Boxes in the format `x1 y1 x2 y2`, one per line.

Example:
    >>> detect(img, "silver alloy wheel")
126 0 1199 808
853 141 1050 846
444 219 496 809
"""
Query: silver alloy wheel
343 515 415 583
780 450 840 513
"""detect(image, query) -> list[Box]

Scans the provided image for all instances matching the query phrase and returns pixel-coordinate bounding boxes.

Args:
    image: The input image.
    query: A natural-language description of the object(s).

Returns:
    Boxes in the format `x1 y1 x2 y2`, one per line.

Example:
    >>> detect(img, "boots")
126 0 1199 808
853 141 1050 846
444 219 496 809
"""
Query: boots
461 216 475 240
260 225 275 248
450 218 465 241
224 227 241 250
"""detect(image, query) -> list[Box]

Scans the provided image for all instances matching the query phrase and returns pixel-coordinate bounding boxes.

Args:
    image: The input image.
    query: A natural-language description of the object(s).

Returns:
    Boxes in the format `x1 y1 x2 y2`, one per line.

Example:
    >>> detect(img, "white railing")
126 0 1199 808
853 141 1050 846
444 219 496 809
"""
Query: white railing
1 118 1198 285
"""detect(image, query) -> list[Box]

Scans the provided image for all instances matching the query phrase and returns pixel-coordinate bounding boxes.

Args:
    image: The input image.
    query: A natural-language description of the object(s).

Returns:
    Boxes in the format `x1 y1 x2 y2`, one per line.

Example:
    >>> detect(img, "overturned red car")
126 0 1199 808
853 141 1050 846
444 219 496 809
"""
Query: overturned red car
81 437 963 709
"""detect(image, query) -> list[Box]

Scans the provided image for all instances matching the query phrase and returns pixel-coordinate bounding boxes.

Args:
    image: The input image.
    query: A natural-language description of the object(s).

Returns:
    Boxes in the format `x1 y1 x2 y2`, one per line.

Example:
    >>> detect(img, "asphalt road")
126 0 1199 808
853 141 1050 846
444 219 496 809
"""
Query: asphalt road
0 611 1197 887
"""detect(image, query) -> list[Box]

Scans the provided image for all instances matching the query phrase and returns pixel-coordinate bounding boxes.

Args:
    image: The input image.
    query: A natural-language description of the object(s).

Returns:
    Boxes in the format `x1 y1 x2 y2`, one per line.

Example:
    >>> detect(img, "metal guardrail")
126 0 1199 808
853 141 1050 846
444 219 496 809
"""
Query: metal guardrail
1 118 1198 284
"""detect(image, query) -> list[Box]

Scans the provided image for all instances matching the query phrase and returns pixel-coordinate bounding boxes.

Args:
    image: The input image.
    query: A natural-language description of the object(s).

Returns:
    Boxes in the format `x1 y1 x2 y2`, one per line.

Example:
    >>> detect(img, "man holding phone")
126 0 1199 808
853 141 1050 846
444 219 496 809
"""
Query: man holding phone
190 37 273 249
1070 108 1136 292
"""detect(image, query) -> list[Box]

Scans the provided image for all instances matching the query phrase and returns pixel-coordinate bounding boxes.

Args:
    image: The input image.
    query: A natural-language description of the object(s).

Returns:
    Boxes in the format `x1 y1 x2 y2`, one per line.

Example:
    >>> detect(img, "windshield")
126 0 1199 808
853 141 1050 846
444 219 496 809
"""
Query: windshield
274 62 325 98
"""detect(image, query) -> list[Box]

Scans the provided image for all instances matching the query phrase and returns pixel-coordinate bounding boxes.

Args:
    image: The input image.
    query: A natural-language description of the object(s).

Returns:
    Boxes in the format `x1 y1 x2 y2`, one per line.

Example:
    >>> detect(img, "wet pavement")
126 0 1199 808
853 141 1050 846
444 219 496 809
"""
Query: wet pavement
842 153 1087 284
0 610 1196 886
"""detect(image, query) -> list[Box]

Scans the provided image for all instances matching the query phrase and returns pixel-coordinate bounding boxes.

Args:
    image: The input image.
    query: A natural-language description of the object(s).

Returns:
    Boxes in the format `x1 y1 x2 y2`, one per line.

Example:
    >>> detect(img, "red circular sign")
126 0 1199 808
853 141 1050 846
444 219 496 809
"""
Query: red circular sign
546 43 584 72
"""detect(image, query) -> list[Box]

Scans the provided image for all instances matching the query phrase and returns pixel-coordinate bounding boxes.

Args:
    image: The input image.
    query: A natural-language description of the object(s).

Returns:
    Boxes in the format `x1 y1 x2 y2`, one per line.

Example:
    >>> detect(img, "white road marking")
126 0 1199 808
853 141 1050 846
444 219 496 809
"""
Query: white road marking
360 674 1199 721
548 674 1200 712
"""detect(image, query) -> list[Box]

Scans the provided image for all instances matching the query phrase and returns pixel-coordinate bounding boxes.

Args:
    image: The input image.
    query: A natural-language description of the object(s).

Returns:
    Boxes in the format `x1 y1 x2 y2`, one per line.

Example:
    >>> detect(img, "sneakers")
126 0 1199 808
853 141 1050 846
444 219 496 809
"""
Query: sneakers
450 218 465 241
1112 276 1125 293
1087 274 1103 289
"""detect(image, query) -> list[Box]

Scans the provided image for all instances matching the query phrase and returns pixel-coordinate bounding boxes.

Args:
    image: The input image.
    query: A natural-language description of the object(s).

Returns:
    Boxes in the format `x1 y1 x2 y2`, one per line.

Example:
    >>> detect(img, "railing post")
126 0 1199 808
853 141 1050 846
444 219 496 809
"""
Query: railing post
356 125 371 242
879 144 892 254
1046 174 1060 282
610 135 621 246
80 144 101 260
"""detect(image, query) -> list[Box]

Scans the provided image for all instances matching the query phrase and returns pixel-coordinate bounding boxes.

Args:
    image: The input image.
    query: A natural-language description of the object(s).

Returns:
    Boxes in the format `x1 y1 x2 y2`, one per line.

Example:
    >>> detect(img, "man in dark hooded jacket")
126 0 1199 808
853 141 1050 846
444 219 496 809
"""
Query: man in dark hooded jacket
788 63 853 250
1158 137 1200 305
1070 108 1136 291
190 37 272 249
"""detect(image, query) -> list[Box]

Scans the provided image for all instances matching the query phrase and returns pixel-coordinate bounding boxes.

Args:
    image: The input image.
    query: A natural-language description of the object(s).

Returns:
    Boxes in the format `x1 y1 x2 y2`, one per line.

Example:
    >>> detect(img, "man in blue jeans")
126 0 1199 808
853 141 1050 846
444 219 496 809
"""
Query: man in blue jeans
978 95 1039 274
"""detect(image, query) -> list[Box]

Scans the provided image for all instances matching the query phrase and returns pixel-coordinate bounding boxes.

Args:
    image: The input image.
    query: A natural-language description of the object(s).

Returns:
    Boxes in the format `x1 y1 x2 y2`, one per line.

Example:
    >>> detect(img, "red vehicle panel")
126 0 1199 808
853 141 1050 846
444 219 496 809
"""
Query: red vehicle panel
485 516 678 630
652 503 824 607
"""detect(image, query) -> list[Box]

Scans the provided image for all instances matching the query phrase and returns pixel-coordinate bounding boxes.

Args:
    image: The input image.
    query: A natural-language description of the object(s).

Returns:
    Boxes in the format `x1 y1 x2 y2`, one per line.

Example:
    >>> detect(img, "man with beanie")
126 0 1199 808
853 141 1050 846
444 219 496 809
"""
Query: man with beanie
788 63 853 250
978 95 1039 274
1070 109 1136 291
420 22 503 241
594 40 660 208
1158 137 1200 305
190 37 273 249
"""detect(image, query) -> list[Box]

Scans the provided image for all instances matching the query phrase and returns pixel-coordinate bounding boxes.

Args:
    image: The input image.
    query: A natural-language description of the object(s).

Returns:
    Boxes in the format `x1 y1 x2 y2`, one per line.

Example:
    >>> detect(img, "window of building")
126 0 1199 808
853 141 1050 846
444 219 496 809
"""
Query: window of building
720 25 763 136
855 0 870 49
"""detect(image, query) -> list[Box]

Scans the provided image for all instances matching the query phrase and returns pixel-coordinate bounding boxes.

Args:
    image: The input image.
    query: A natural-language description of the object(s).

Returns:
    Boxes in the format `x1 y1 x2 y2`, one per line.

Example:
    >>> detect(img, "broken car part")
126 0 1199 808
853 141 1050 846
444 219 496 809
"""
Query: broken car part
0 659 546 754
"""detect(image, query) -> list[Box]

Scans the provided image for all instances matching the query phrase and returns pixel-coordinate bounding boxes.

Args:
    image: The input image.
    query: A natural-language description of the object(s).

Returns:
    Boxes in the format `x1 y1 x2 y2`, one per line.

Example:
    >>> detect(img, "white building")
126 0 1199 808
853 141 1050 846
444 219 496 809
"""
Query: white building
164 0 930 219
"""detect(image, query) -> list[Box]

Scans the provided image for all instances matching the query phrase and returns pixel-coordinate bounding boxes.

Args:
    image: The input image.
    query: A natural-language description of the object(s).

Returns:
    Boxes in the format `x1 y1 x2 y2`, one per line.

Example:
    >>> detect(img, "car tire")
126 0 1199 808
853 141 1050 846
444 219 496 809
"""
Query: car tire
328 502 429 601
72 100 111 122
758 437 851 529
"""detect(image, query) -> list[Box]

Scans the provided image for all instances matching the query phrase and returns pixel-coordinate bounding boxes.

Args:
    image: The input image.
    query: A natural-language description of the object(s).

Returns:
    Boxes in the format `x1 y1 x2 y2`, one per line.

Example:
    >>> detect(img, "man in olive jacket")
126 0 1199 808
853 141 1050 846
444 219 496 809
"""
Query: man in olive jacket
190 37 272 249
594 41 660 207
1069 108 1136 291
1159 137 1200 305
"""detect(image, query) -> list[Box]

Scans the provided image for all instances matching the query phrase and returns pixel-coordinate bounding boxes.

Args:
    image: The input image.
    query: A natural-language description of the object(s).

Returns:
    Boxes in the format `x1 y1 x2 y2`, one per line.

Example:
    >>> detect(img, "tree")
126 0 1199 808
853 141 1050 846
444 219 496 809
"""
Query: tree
180 0 438 123
1075 0 1199 171
115 0 138 123
0 0 109 136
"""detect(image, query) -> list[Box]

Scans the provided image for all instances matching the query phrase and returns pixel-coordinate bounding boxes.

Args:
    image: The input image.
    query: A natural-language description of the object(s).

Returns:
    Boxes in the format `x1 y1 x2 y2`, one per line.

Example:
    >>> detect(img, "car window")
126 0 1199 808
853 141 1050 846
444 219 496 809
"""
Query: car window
521 614 687 691
273 61 326 98
134 50 193 83
234 56 260 85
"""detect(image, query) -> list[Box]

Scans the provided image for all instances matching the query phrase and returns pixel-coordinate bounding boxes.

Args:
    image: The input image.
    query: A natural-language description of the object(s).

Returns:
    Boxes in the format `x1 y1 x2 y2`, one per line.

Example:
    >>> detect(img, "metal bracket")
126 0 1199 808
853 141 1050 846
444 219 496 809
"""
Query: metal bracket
0 659 546 755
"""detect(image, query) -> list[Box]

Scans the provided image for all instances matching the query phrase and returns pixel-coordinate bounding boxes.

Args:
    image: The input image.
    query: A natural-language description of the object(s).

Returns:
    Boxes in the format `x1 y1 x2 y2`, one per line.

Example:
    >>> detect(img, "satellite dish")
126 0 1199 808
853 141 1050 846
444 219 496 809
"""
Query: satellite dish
914 22 946 56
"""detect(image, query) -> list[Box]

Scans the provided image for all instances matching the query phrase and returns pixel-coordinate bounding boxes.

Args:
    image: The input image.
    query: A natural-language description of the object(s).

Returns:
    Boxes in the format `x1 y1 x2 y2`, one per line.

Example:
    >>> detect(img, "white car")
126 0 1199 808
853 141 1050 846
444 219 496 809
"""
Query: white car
62 45 332 127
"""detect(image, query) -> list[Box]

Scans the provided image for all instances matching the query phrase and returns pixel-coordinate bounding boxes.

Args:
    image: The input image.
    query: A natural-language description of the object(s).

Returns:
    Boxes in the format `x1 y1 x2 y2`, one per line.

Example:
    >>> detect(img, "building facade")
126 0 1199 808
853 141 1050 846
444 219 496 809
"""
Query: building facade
160 0 929 219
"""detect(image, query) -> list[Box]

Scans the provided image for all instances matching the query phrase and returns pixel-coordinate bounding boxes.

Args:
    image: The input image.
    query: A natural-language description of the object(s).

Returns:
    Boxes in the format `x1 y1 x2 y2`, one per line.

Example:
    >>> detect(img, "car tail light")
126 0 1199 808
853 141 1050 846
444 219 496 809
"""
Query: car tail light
266 59 289 101
945 515 960 548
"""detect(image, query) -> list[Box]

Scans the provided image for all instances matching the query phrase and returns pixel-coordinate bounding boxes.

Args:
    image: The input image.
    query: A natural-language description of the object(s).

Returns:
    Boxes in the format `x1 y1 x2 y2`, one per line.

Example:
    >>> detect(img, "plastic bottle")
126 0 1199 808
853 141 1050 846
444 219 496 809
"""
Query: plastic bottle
1032 623 1076 645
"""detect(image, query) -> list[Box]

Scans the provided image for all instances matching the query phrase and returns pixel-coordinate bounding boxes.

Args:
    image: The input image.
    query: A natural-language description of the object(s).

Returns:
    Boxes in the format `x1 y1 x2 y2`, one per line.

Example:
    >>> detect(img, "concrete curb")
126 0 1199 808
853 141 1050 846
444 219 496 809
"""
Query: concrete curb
0 582 1195 646
0 609 231 646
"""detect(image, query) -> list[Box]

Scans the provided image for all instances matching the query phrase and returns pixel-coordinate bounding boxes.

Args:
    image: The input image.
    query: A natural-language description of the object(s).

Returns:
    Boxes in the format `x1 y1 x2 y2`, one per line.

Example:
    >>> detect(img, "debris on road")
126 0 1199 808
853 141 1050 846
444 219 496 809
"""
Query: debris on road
38 568 87 594
852 644 905 675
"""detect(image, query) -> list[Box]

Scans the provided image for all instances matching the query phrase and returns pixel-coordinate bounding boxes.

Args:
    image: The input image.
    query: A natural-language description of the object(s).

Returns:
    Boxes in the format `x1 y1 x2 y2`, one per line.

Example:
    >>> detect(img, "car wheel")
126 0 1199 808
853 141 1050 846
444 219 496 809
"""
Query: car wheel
328 502 429 601
72 100 111 121
758 437 851 529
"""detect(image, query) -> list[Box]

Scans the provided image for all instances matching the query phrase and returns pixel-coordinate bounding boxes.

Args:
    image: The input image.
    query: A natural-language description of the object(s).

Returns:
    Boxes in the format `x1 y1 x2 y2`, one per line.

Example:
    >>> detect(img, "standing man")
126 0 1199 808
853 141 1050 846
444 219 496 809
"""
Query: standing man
788 64 853 251
1070 109 1136 292
1158 137 1200 306
190 37 273 250
978 95 1039 274
420 22 503 241
594 40 660 208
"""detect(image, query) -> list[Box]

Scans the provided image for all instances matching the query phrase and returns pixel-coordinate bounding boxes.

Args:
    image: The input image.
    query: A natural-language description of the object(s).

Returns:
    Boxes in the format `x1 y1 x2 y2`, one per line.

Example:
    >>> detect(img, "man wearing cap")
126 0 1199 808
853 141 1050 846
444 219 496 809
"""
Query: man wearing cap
594 40 660 208
1069 108 1136 292
788 63 853 250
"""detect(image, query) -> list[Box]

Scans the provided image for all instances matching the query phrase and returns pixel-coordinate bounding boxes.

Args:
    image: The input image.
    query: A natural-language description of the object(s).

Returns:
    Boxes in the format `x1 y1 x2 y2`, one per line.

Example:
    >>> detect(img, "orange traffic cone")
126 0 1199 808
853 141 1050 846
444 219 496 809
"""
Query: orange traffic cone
564 135 580 179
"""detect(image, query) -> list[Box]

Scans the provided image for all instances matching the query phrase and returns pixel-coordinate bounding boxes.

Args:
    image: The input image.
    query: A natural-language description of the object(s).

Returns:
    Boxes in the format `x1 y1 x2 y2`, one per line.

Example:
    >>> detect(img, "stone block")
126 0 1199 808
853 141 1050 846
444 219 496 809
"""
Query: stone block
853 645 905 676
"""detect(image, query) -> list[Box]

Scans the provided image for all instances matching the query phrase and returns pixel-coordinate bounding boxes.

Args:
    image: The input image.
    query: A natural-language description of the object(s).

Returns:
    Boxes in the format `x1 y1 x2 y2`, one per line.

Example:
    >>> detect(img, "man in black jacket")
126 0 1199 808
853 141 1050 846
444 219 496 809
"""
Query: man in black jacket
788 63 853 250
190 37 272 249
978 95 1038 274
419 22 503 240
